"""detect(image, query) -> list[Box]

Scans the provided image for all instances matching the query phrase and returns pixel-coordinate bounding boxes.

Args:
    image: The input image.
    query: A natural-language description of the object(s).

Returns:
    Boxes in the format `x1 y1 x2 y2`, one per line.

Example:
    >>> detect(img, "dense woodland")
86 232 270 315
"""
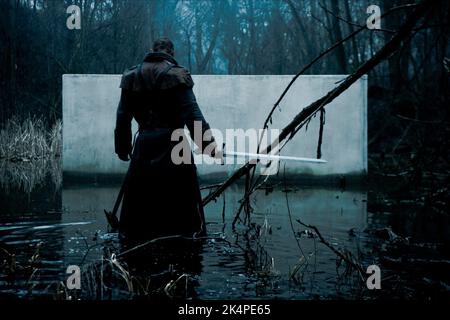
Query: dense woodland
0 0 449 179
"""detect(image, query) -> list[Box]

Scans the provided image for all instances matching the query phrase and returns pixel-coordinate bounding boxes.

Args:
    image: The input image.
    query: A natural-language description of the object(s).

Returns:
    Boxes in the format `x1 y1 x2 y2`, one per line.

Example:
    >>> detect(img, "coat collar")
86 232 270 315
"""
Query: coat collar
143 52 178 65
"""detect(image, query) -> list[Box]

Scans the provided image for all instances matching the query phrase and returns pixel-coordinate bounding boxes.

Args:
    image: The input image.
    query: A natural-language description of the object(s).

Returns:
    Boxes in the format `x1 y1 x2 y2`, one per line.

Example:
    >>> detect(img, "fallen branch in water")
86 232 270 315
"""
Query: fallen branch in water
203 0 435 207
249 2 422 188
259 2 421 145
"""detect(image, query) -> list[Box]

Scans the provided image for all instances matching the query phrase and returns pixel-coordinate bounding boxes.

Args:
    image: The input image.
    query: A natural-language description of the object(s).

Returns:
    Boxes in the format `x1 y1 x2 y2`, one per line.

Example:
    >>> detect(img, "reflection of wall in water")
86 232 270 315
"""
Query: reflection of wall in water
59 184 368 298
203 186 367 275
204 186 367 232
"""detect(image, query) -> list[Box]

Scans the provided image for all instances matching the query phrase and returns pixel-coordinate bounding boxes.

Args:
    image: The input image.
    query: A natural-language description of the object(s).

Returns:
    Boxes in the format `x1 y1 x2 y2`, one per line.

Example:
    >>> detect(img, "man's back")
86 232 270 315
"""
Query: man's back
114 40 214 241
115 51 213 161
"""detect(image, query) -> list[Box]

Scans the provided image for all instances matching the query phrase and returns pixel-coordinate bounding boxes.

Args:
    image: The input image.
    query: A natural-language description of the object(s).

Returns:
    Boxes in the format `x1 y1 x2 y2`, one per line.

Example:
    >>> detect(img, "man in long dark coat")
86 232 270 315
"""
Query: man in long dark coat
114 38 218 242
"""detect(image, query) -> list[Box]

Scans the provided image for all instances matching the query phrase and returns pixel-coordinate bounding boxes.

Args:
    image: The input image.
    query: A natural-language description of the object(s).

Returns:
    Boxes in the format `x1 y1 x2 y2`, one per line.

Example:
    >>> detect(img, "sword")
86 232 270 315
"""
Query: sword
223 150 327 164
194 147 327 164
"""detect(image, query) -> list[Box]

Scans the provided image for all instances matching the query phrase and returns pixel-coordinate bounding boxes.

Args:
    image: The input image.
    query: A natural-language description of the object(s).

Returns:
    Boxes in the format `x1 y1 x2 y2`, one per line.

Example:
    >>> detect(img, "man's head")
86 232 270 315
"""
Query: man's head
152 37 175 57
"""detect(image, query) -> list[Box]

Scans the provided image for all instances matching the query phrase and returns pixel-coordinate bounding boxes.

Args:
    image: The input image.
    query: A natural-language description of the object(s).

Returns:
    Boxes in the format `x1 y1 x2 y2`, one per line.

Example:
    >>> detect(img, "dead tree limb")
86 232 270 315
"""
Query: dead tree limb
258 3 421 140
203 0 435 207
249 2 422 189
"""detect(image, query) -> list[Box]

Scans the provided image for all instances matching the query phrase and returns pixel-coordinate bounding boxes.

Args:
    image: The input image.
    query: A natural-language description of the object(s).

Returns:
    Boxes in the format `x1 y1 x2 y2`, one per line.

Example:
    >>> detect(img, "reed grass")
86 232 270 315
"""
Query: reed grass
0 117 62 192
0 116 61 161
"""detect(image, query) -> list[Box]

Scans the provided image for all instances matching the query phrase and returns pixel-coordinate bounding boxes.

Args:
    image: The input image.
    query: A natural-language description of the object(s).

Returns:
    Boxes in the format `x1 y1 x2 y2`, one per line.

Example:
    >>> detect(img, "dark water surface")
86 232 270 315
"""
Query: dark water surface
0 165 448 300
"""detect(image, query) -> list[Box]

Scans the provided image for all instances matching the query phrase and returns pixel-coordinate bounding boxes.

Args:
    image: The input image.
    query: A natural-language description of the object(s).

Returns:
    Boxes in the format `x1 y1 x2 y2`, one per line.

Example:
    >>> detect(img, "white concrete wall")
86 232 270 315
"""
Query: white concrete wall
62 74 367 178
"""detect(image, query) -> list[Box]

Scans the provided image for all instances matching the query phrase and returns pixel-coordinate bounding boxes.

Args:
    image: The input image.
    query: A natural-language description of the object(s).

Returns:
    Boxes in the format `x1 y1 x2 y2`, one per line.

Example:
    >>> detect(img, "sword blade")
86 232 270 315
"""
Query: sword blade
223 151 327 164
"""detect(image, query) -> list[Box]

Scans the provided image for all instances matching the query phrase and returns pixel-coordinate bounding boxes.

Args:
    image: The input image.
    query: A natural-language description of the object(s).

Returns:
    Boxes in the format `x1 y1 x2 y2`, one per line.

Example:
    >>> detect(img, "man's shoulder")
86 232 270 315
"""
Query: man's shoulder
119 62 194 91
119 65 140 90
161 65 194 90
123 64 139 75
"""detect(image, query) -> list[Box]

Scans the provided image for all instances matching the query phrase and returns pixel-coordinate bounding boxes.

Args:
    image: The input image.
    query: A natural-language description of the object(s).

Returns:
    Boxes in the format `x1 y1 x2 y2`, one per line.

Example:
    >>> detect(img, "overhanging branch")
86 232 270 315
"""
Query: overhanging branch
203 0 436 206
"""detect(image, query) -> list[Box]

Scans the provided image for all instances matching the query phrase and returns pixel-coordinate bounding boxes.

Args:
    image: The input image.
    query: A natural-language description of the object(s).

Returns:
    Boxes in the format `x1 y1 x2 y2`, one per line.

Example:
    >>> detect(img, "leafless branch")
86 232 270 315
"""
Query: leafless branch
203 0 435 207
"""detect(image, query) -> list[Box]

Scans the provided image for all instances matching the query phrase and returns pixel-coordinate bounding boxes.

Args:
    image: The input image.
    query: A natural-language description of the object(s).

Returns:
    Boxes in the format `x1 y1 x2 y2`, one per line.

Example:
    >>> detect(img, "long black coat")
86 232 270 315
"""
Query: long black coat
114 52 211 241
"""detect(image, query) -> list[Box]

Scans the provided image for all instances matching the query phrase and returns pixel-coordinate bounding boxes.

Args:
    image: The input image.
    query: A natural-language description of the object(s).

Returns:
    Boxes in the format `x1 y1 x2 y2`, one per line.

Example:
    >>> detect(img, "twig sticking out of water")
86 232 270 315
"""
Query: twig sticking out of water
282 164 308 277
109 253 134 293
295 219 365 279
164 273 189 299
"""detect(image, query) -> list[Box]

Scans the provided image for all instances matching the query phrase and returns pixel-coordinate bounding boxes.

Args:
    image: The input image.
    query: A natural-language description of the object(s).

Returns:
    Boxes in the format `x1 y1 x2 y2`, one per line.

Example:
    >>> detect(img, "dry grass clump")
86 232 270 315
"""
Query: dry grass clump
0 117 61 161
0 117 62 192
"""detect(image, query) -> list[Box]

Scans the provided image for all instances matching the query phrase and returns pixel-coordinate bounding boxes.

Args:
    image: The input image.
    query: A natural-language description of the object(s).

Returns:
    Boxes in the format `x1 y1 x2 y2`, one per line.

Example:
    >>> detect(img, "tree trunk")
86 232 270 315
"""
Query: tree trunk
330 0 348 74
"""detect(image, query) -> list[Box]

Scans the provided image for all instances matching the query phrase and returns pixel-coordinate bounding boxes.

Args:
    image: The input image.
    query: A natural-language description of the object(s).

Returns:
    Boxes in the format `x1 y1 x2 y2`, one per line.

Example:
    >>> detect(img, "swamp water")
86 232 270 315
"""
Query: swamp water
0 162 448 300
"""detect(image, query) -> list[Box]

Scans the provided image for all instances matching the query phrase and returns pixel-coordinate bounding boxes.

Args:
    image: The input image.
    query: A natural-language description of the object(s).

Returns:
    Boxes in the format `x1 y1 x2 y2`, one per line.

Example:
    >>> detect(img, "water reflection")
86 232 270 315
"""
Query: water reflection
1 169 371 299
0 165 62 299
201 184 368 299
59 183 368 299
0 159 61 194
